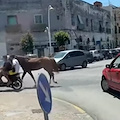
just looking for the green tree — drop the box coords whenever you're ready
[21,32,34,54]
[54,31,70,46]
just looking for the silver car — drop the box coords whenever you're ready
[54,49,88,70]
[0,59,4,68]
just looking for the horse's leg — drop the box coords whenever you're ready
[49,74,52,84]
[49,72,57,84]
[21,71,26,80]
[52,72,58,84]
[28,71,36,86]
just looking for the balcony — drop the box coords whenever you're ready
[5,24,22,33]
[31,24,47,32]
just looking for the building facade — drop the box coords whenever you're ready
[113,7,120,47]
[0,0,113,56]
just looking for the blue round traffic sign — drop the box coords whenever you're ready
[37,73,52,114]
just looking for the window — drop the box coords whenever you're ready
[69,51,84,57]
[86,18,88,26]
[115,26,117,34]
[119,27,120,33]
[114,14,116,21]
[34,14,43,24]
[57,15,60,20]
[7,15,17,25]
[77,51,84,56]
[99,21,102,32]
[106,22,108,26]
[77,15,83,24]
[69,52,75,57]
[92,37,95,45]
[112,56,120,68]
[91,19,93,31]
[71,14,75,26]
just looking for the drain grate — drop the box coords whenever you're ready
[31,109,43,114]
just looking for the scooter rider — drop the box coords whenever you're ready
[9,55,21,75]
[1,55,13,86]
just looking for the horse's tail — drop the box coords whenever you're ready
[51,58,59,72]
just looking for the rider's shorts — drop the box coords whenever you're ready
[8,70,17,75]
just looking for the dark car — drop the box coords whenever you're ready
[101,49,112,59]
[110,49,119,58]
[101,53,120,92]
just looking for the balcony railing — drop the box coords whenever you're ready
[5,24,22,33]
[31,23,47,32]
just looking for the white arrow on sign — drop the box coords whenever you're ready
[39,81,51,103]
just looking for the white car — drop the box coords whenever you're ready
[0,59,4,67]
[90,50,104,61]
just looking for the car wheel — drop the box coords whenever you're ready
[101,76,109,92]
[82,61,87,68]
[60,64,66,71]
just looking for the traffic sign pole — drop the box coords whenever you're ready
[44,112,49,120]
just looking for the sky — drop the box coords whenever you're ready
[83,0,119,7]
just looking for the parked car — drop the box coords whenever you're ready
[0,59,4,68]
[101,49,112,59]
[54,49,88,71]
[101,53,120,92]
[85,51,94,63]
[110,49,119,57]
[90,50,104,61]
[26,54,38,58]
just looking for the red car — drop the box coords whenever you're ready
[101,53,120,92]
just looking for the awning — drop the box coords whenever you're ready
[77,15,84,24]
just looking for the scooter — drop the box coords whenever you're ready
[0,73,22,91]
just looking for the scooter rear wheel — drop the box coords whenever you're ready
[12,79,22,91]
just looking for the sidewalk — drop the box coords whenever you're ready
[0,91,94,120]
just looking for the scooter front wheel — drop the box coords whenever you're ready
[12,79,22,91]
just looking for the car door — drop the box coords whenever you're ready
[69,51,78,66]
[77,51,85,65]
[64,52,75,67]
[110,56,120,87]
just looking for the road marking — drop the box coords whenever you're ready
[53,97,85,114]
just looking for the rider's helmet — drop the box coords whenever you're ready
[2,55,8,61]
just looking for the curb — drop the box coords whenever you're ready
[53,97,85,114]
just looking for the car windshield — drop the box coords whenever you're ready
[54,52,67,58]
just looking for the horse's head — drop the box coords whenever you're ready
[50,58,59,72]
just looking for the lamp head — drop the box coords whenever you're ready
[49,5,54,10]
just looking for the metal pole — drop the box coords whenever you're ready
[48,5,52,56]
[44,112,49,120]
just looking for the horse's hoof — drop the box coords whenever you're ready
[54,81,58,84]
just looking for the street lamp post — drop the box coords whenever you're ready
[48,5,53,56]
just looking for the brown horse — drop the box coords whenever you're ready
[15,56,59,85]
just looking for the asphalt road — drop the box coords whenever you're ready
[1,58,120,120]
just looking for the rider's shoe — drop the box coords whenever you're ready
[0,80,3,85]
